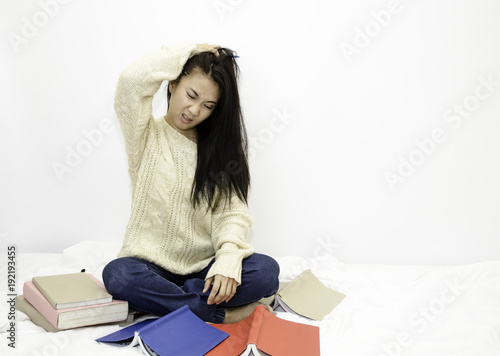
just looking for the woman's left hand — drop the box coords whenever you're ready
[203,274,238,305]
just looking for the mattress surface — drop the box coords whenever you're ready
[1,241,499,355]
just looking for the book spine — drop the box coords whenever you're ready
[247,305,264,344]
[23,281,60,328]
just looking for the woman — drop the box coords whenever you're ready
[102,43,279,324]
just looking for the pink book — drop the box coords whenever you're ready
[23,275,128,330]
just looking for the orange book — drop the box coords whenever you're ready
[207,305,320,356]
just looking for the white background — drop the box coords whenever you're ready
[1,0,499,265]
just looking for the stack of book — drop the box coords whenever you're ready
[16,272,129,332]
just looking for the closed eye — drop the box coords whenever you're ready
[187,90,216,110]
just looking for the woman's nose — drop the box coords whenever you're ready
[188,103,200,117]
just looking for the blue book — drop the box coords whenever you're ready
[96,305,229,356]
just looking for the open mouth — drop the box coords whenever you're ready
[181,114,193,124]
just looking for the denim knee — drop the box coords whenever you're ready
[262,255,280,296]
[249,254,280,297]
[102,258,130,298]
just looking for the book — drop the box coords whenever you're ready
[32,272,112,309]
[23,277,129,330]
[207,305,320,356]
[96,305,229,356]
[273,269,346,321]
[16,295,136,332]
[16,295,59,332]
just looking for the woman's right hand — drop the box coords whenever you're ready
[196,43,221,56]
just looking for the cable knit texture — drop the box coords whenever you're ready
[114,43,254,284]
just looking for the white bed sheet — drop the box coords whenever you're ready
[1,241,499,356]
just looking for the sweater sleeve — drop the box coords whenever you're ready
[114,43,198,181]
[206,195,255,285]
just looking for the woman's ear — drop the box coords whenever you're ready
[168,80,177,95]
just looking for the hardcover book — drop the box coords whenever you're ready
[273,269,346,320]
[23,275,128,330]
[16,295,135,332]
[208,305,320,356]
[16,295,59,332]
[96,305,229,356]
[32,272,112,309]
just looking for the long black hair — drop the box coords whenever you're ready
[167,48,250,209]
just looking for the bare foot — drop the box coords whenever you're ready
[223,302,273,324]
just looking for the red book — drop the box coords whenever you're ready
[207,305,320,356]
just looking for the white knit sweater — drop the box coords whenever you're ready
[114,43,254,284]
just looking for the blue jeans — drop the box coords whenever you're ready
[102,253,280,323]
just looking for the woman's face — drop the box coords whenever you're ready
[165,67,220,141]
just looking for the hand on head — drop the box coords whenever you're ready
[196,43,221,57]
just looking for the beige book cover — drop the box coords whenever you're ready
[277,269,346,321]
[32,272,112,309]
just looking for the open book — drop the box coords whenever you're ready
[207,305,320,356]
[96,305,229,355]
[273,269,346,320]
